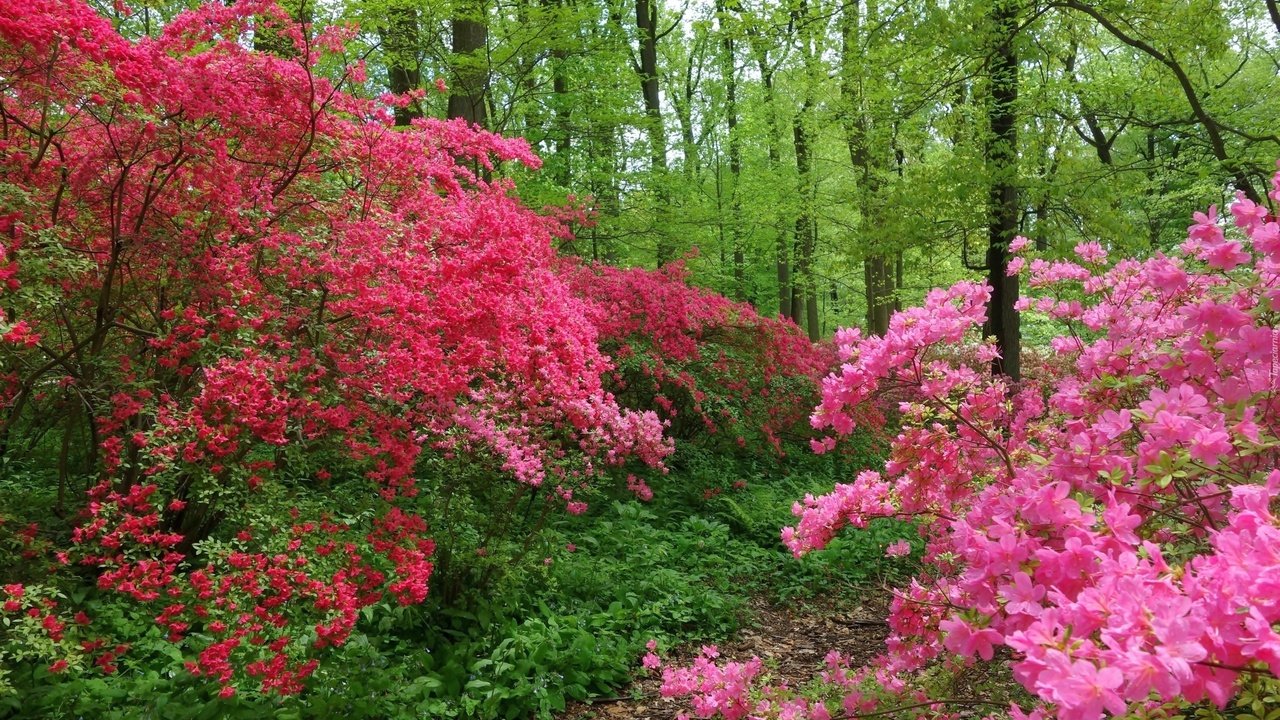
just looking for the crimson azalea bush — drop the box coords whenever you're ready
[562,259,833,458]
[0,0,668,699]
[654,173,1280,719]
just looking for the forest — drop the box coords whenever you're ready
[0,0,1278,719]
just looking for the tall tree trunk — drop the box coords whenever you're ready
[984,0,1021,380]
[383,1,422,127]
[635,0,666,172]
[589,119,621,262]
[793,0,819,340]
[788,0,819,335]
[549,0,571,186]
[448,1,489,128]
[777,233,792,321]
[894,252,903,312]
[717,0,745,301]
[793,105,814,340]
[508,1,544,138]
[865,256,893,334]
[674,34,703,179]
[552,64,571,184]
[634,0,672,264]
[1031,126,1063,251]
[1143,130,1177,248]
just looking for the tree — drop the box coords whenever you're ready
[840,0,897,336]
[716,0,746,300]
[382,0,424,126]
[328,0,1279,343]
[448,0,489,126]
[983,0,1022,380]
[1058,0,1268,204]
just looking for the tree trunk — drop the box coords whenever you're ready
[634,0,672,264]
[788,0,820,338]
[894,251,903,312]
[383,1,422,127]
[549,0,571,186]
[841,0,894,336]
[675,40,701,178]
[635,0,666,172]
[984,0,1021,381]
[793,105,819,341]
[448,1,488,128]
[777,239,792,321]
[865,255,893,335]
[717,0,744,301]
[588,117,621,262]
[750,44,789,319]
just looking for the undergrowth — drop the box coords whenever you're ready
[3,433,914,720]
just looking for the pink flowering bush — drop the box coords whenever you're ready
[657,170,1280,718]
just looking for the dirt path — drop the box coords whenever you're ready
[562,590,892,720]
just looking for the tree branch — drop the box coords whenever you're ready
[1054,0,1261,201]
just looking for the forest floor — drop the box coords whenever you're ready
[561,590,893,720]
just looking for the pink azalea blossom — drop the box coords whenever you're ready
[885,539,911,557]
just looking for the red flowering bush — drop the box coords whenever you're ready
[656,172,1280,718]
[0,0,666,698]
[563,260,833,457]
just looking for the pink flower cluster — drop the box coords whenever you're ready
[659,646,766,720]
[0,0,671,502]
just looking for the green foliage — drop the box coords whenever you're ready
[694,444,921,602]
[297,495,776,720]
[3,429,902,720]
[1168,676,1280,720]
[271,600,638,719]
[548,501,763,637]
